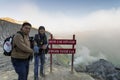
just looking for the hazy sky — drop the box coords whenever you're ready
[0,0,120,35]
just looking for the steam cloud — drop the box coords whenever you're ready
[73,46,107,67]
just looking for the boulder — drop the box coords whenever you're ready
[86,59,120,80]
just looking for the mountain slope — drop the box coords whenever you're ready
[0,18,51,46]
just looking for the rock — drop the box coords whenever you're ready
[74,64,87,72]
[86,59,120,80]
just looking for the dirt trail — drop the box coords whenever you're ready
[0,64,95,80]
[0,48,95,80]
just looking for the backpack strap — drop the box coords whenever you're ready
[17,31,24,38]
[13,31,24,48]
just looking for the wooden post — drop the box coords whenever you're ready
[71,35,75,73]
[50,34,53,73]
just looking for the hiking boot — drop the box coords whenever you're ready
[34,76,39,80]
[40,73,45,77]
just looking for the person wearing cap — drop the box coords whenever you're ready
[33,26,48,80]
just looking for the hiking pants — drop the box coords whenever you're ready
[34,53,45,78]
[11,57,29,80]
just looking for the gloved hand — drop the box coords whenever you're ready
[33,45,39,53]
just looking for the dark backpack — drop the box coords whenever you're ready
[3,31,24,56]
[29,36,34,49]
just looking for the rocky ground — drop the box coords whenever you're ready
[0,47,97,80]
[0,65,96,80]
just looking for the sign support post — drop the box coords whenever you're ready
[71,35,75,73]
[50,34,53,73]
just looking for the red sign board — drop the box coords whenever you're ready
[49,39,76,45]
[49,34,76,73]
[49,48,75,54]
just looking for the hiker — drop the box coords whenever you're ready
[11,22,33,80]
[33,26,48,79]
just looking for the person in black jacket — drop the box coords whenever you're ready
[33,26,48,80]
